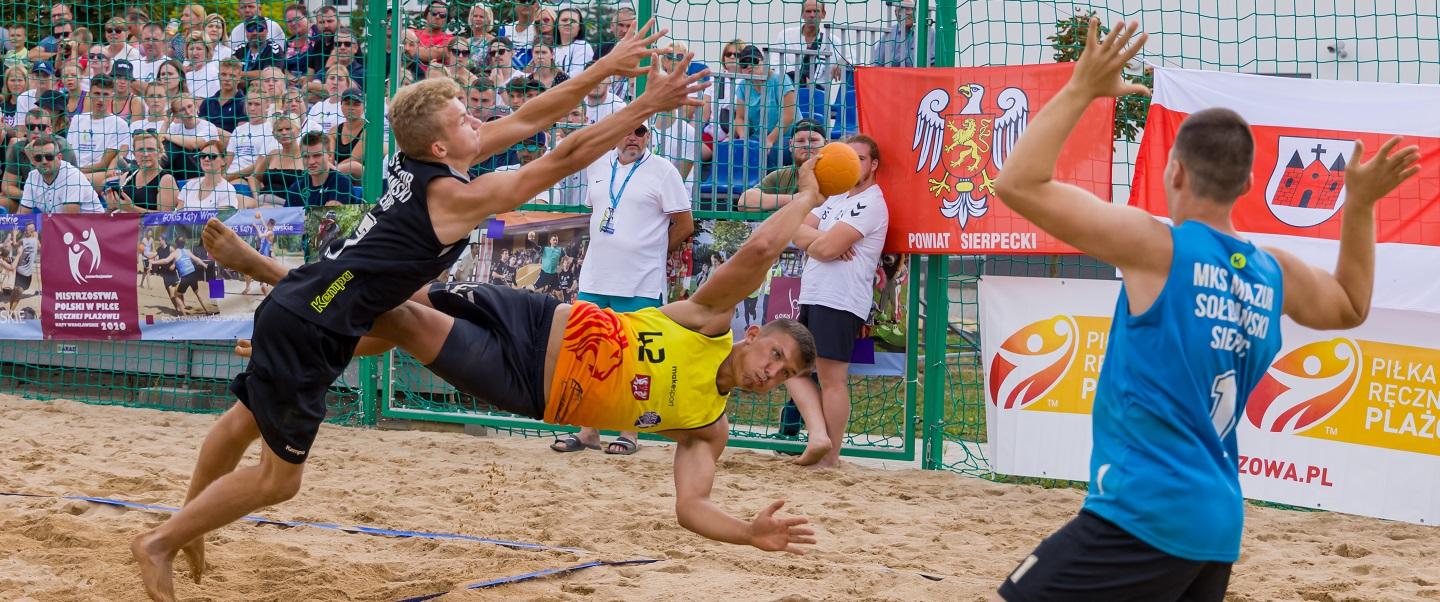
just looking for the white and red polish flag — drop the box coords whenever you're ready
[1132,67,1440,312]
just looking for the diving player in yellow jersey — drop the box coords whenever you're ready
[203,155,836,555]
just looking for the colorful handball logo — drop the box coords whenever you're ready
[1247,338,1360,434]
[988,316,1077,409]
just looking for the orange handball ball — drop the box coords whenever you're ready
[814,142,861,197]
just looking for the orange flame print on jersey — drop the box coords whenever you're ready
[1247,338,1360,434]
[562,303,629,383]
[989,316,1077,409]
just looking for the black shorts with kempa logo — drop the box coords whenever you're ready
[424,282,559,420]
[230,298,359,464]
[998,509,1232,602]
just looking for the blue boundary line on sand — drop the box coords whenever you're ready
[0,492,588,554]
[395,559,662,602]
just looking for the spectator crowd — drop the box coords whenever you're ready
[0,0,925,215]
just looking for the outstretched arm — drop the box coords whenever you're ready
[993,20,1169,278]
[437,54,709,226]
[476,20,667,159]
[672,422,815,554]
[1269,137,1419,330]
[669,157,823,333]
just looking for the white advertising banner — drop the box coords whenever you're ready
[981,275,1440,525]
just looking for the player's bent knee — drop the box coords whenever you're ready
[257,469,303,504]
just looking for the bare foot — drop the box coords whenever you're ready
[131,532,177,602]
[181,537,205,583]
[202,219,278,284]
[792,437,833,466]
[808,457,842,469]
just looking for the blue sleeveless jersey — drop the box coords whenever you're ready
[1083,221,1284,562]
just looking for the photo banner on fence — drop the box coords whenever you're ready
[0,214,42,339]
[980,275,1440,525]
[40,213,140,340]
[3,207,907,367]
[137,208,305,340]
[1132,67,1440,312]
[856,63,1114,255]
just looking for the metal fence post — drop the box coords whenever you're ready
[919,0,958,470]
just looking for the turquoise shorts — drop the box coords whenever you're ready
[576,292,663,313]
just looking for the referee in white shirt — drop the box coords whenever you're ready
[549,122,695,456]
[784,135,888,468]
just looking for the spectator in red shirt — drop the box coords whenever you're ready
[414,1,454,65]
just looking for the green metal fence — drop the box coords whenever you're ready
[4,0,1438,480]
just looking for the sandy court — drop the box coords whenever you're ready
[1,395,1436,602]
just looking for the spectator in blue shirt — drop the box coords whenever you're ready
[199,59,246,133]
[874,2,936,67]
[287,130,359,206]
[733,45,797,149]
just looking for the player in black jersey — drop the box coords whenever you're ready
[132,22,711,602]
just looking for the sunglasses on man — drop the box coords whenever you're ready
[30,152,57,162]
[26,123,50,132]
[107,27,126,34]
[198,153,221,161]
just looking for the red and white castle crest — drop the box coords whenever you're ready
[1264,136,1354,228]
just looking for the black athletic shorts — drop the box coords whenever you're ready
[13,272,32,291]
[230,299,359,464]
[797,304,864,362]
[160,269,179,289]
[177,270,203,295]
[535,270,559,290]
[998,510,1232,602]
[424,282,560,420]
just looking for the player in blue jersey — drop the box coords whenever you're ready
[990,20,1421,601]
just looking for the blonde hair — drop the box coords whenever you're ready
[1,65,26,104]
[131,130,163,148]
[204,14,228,33]
[271,111,300,133]
[199,138,226,155]
[168,94,200,114]
[387,77,464,157]
[469,4,494,27]
[184,5,207,21]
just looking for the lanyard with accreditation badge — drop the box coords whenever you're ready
[599,152,648,235]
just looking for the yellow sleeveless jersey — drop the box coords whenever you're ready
[545,302,732,432]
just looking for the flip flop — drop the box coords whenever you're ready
[604,436,640,456]
[550,435,600,453]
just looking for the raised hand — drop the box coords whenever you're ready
[1068,19,1150,100]
[1344,137,1422,208]
[633,51,710,114]
[748,500,816,555]
[794,155,822,203]
[596,18,668,78]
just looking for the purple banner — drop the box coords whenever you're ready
[41,214,140,340]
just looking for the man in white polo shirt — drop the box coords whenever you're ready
[550,122,695,457]
[18,136,105,214]
[66,74,131,186]
[785,134,888,468]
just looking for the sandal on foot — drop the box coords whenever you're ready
[550,435,600,453]
[604,436,640,455]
